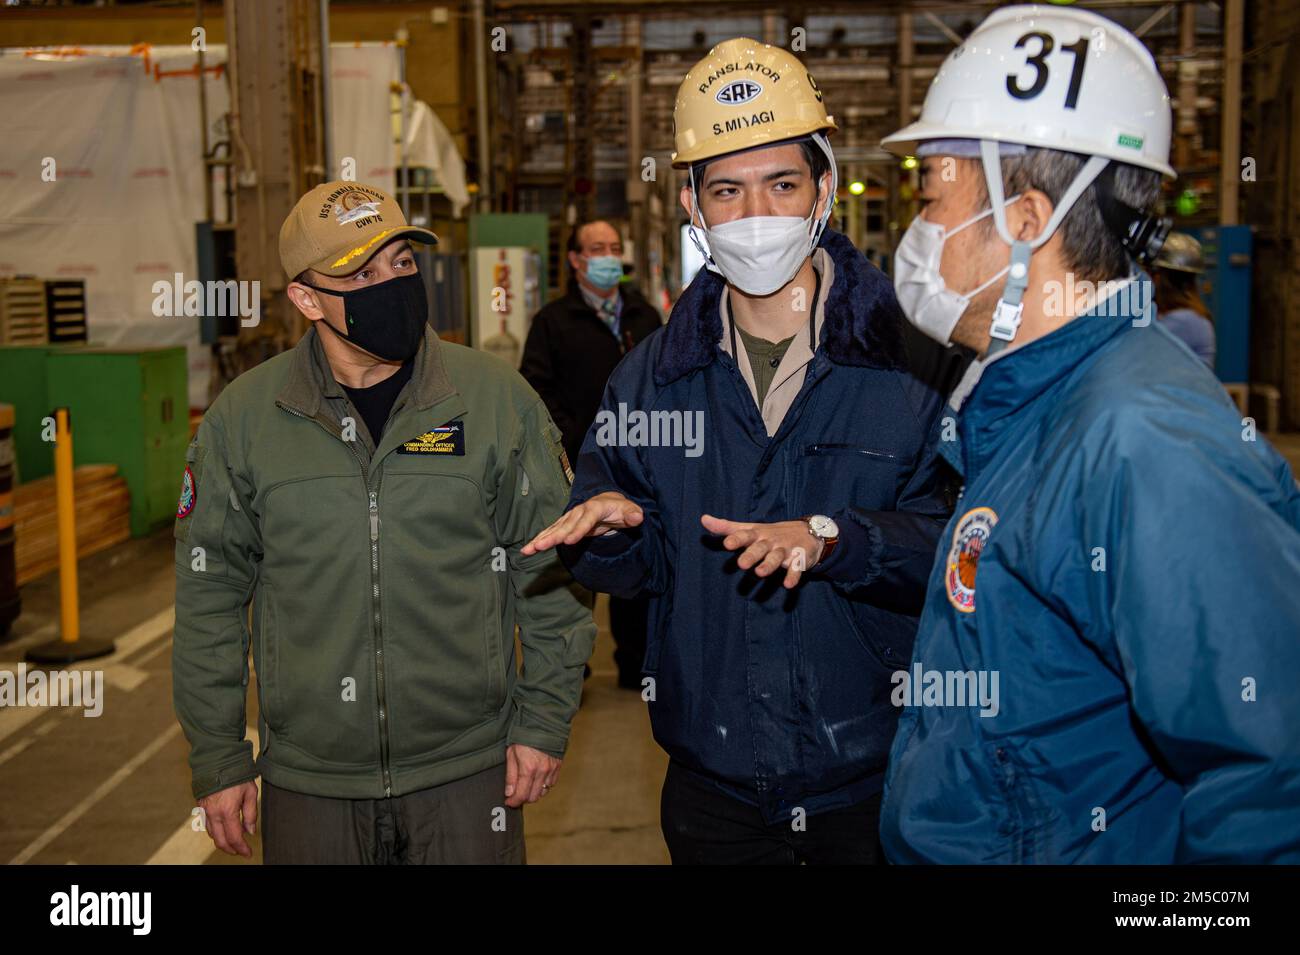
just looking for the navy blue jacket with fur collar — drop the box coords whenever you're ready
[559,228,964,823]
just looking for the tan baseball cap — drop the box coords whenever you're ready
[279,181,438,280]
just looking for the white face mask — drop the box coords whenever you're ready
[687,134,837,297]
[699,210,816,296]
[893,196,1021,346]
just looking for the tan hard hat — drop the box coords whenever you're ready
[1153,231,1204,274]
[279,181,437,280]
[671,37,836,168]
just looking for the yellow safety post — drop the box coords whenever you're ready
[55,407,78,644]
[26,406,114,664]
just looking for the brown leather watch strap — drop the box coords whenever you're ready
[801,514,839,567]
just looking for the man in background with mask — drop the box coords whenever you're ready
[172,181,595,864]
[523,39,961,864]
[521,220,662,689]
[879,5,1300,862]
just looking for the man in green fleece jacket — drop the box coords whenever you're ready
[172,181,595,864]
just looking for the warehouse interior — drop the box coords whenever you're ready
[0,0,1298,867]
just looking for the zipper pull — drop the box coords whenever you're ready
[369,490,379,541]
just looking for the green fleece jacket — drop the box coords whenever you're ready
[172,324,595,800]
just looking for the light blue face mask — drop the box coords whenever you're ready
[583,255,623,290]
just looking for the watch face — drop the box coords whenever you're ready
[810,515,839,539]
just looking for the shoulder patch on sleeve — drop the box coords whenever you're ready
[174,443,206,541]
[177,466,196,518]
[543,420,573,486]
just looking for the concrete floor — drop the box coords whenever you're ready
[4,432,1299,866]
[0,530,669,865]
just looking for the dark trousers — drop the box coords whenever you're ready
[660,760,884,865]
[261,763,525,865]
[609,593,650,685]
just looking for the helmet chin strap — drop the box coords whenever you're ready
[685,165,721,276]
[978,139,1111,357]
[808,132,838,249]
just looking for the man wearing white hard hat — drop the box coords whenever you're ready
[525,38,961,863]
[877,5,1300,862]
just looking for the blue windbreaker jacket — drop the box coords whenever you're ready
[880,277,1300,863]
[560,229,964,823]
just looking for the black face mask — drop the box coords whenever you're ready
[308,272,429,362]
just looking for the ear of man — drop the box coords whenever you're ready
[287,269,326,321]
[814,169,832,221]
[568,223,590,274]
[1009,189,1053,245]
[678,184,703,229]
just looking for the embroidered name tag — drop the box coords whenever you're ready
[397,421,465,455]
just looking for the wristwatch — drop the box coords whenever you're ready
[801,514,840,567]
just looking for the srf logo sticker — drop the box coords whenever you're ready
[716,79,762,105]
[946,507,997,613]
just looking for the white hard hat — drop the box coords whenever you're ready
[882,3,1175,178]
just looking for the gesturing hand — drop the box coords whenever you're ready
[701,514,823,589]
[522,491,644,555]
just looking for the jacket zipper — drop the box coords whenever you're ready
[369,486,392,796]
[277,399,394,797]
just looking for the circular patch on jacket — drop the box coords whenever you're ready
[177,465,196,518]
[946,506,997,613]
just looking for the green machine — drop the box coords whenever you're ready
[43,347,190,538]
[0,345,57,483]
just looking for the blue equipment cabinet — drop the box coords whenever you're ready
[1189,225,1252,382]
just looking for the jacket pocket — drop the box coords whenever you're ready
[831,591,906,674]
[804,443,900,461]
[485,569,507,713]
[642,585,672,675]
[985,740,1051,863]
[643,630,663,675]
[799,444,904,513]
[175,442,230,553]
[255,583,282,733]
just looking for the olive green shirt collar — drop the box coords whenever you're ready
[277,322,457,419]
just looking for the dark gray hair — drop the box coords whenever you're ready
[975,149,1162,283]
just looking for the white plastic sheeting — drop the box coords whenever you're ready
[328,43,400,189]
[404,99,470,218]
[0,46,225,408]
[0,43,461,410]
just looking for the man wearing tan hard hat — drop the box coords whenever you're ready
[524,39,960,863]
[172,180,595,864]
